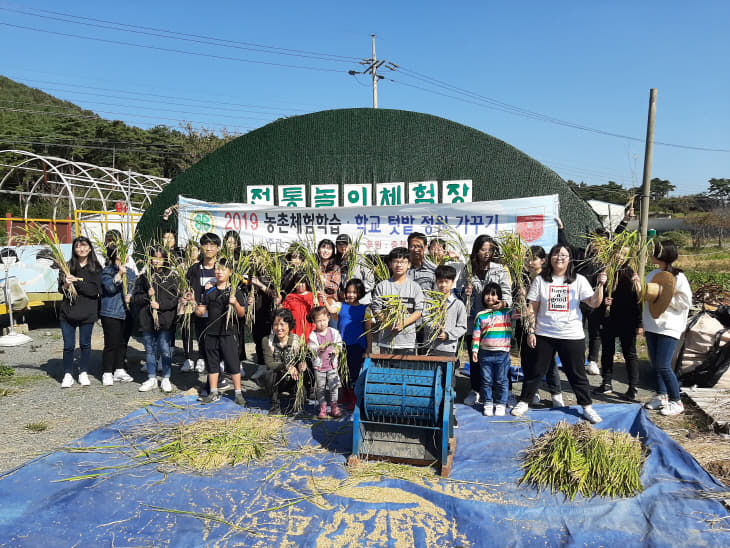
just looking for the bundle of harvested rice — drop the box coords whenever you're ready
[520,420,646,499]
[422,289,449,346]
[497,231,532,325]
[21,223,77,299]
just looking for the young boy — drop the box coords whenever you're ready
[194,258,247,405]
[369,247,424,355]
[186,232,220,373]
[425,265,468,357]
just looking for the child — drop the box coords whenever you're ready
[282,275,314,340]
[307,307,343,419]
[323,278,370,409]
[186,232,220,374]
[194,258,247,405]
[471,283,513,417]
[369,247,424,355]
[262,309,307,414]
[425,265,468,358]
[134,246,179,392]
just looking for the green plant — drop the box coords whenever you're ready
[0,364,14,378]
[685,271,730,292]
[660,230,692,248]
[25,421,49,433]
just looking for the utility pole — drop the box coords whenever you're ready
[348,35,398,108]
[638,88,657,278]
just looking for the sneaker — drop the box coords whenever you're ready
[102,372,114,386]
[464,390,481,406]
[592,384,614,395]
[181,359,193,372]
[160,378,173,393]
[582,405,602,424]
[139,378,157,392]
[660,400,684,416]
[494,404,506,417]
[218,377,232,391]
[482,403,494,417]
[645,394,668,410]
[511,401,529,417]
[113,369,133,383]
[250,364,267,380]
[234,392,246,406]
[61,373,75,388]
[78,372,91,386]
[551,393,565,407]
[531,393,541,405]
[199,391,221,404]
[622,387,639,402]
[586,361,600,375]
[195,359,206,373]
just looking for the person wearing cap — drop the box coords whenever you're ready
[637,240,692,416]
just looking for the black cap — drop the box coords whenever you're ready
[336,234,351,244]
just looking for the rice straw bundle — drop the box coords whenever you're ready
[364,253,391,284]
[219,245,251,328]
[422,289,449,346]
[434,222,473,309]
[344,232,365,283]
[520,420,645,500]
[282,334,311,414]
[319,340,349,387]
[498,231,532,324]
[142,247,161,330]
[371,294,408,335]
[107,233,133,306]
[167,244,196,335]
[586,229,646,317]
[21,223,77,299]
[296,235,325,304]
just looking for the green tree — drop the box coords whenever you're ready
[708,178,730,206]
[649,178,675,201]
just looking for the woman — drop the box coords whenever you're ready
[59,236,102,388]
[262,309,306,415]
[512,245,607,423]
[134,246,180,392]
[639,240,692,416]
[223,230,248,364]
[100,245,136,386]
[317,239,341,305]
[457,235,512,406]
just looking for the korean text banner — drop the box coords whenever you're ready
[177,194,560,252]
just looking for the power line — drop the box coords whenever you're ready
[0,139,190,156]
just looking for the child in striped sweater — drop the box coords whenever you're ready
[471,282,513,417]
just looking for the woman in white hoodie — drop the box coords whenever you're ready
[638,240,692,416]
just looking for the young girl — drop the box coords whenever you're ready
[282,275,314,339]
[134,246,180,393]
[317,239,341,305]
[100,244,136,386]
[323,278,370,409]
[262,309,306,414]
[307,307,343,419]
[471,283,513,416]
[59,236,102,388]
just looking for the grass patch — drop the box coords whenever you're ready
[25,421,49,433]
[0,375,53,388]
[520,420,646,500]
[0,364,14,378]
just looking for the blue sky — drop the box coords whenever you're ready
[1,0,728,197]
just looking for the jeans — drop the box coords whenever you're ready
[142,330,173,379]
[479,350,510,405]
[645,331,681,401]
[60,319,94,375]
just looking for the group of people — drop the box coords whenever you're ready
[55,212,692,422]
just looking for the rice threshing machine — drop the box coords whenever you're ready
[349,354,456,476]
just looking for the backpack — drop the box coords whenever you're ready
[673,311,730,387]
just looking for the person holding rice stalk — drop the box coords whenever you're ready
[133,246,179,393]
[638,240,692,416]
[307,306,344,419]
[457,235,512,407]
[262,308,307,415]
[59,236,102,388]
[512,244,607,424]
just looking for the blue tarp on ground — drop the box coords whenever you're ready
[0,399,728,547]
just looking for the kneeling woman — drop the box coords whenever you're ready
[512,244,607,423]
[262,309,306,414]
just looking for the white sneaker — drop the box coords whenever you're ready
[139,378,157,392]
[582,405,602,424]
[464,390,481,406]
[660,400,684,416]
[250,364,267,380]
[532,393,541,405]
[586,361,600,375]
[645,395,668,410]
[181,359,193,372]
[551,393,565,407]
[494,404,506,417]
[160,378,173,393]
[61,373,75,388]
[102,372,114,386]
[511,401,529,417]
[78,372,91,386]
[113,369,133,382]
[195,359,206,373]
[482,403,494,416]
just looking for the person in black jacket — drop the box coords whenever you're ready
[186,233,220,374]
[134,246,180,393]
[59,236,102,389]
